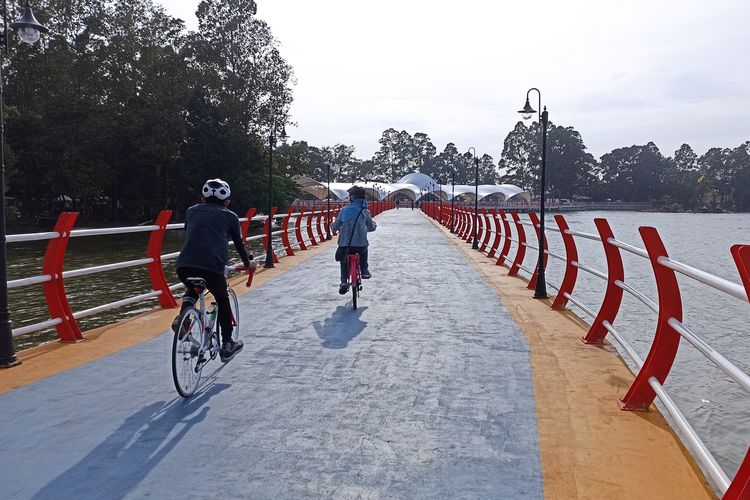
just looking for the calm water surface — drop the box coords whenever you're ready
[6,211,750,481]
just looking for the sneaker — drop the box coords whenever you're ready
[361,272,372,279]
[339,283,350,295]
[220,339,244,363]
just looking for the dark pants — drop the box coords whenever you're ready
[177,267,233,343]
[340,246,369,283]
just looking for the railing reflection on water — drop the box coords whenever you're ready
[423,202,750,500]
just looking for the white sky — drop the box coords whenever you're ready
[158,0,749,160]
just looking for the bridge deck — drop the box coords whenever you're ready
[2,209,544,499]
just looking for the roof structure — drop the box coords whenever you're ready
[295,173,530,203]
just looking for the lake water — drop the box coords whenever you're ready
[5,211,750,481]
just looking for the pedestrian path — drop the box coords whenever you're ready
[1,209,543,499]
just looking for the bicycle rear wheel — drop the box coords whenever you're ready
[349,257,359,310]
[172,308,204,398]
[229,288,240,342]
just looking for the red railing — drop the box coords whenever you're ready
[421,201,750,499]
[6,201,394,344]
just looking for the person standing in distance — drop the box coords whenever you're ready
[174,179,257,362]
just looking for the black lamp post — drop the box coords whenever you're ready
[264,123,287,269]
[450,171,455,233]
[469,147,479,249]
[437,178,442,223]
[325,163,331,240]
[0,2,48,368]
[519,87,548,299]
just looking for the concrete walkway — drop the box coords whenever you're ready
[1,209,543,499]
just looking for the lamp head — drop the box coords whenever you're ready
[11,5,49,45]
[279,125,288,142]
[518,98,536,120]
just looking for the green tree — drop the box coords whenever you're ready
[599,142,669,202]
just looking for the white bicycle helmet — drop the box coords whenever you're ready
[202,178,231,201]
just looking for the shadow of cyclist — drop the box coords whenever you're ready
[32,382,230,500]
[312,305,368,349]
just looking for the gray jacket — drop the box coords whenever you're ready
[332,208,377,247]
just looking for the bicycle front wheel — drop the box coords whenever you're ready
[172,308,204,398]
[229,288,240,342]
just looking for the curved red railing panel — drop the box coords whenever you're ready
[281,207,295,256]
[723,245,750,499]
[332,208,341,235]
[527,212,549,291]
[480,209,492,253]
[730,244,750,296]
[262,207,280,263]
[620,226,683,411]
[306,208,318,246]
[582,218,625,344]
[551,214,579,310]
[294,207,308,251]
[315,210,326,242]
[496,210,512,267]
[725,446,750,500]
[241,208,257,241]
[465,209,475,243]
[42,212,82,342]
[146,210,178,308]
[508,211,527,277]
[488,209,502,258]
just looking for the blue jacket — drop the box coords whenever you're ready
[332,200,376,247]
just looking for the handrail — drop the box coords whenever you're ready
[6,203,395,342]
[658,256,748,302]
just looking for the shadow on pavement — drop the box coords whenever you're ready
[32,382,230,500]
[313,305,368,349]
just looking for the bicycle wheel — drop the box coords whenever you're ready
[229,288,240,342]
[172,308,204,398]
[350,257,359,310]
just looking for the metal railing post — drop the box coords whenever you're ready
[146,210,178,308]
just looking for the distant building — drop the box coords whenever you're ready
[295,172,530,203]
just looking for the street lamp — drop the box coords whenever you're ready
[469,147,479,249]
[325,163,331,240]
[264,123,287,269]
[518,87,548,299]
[0,3,49,368]
[438,177,443,224]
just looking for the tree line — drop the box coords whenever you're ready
[283,125,750,212]
[4,0,749,226]
[5,0,295,224]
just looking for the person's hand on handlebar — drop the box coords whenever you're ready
[235,261,257,287]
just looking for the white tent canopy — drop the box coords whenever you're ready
[295,173,530,203]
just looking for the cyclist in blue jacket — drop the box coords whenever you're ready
[332,186,377,295]
[174,179,256,362]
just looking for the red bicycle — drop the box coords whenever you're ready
[347,252,363,310]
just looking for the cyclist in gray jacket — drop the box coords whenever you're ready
[174,179,256,362]
[332,186,377,295]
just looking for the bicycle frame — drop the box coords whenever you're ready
[348,253,361,286]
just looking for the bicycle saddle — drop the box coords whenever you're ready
[186,277,207,292]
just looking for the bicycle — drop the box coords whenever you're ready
[347,251,363,310]
[172,263,254,398]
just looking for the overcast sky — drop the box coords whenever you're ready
[158,0,749,161]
